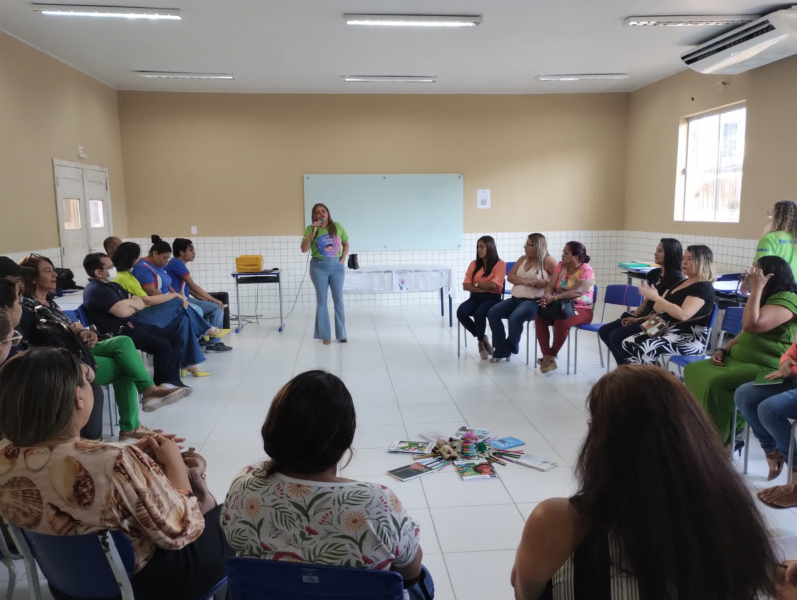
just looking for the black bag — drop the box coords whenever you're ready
[55,267,83,290]
[347,254,359,270]
[28,319,96,370]
[538,299,576,320]
[208,291,231,329]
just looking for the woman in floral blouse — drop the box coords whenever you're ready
[221,370,435,599]
[0,348,231,599]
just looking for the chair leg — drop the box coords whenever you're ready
[788,420,797,485]
[567,335,571,375]
[457,322,460,357]
[742,424,750,474]
[730,409,737,459]
[105,385,114,437]
[526,322,529,366]
[596,336,604,368]
[574,330,578,374]
[2,557,16,600]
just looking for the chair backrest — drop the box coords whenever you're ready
[63,309,79,323]
[708,303,720,330]
[76,304,92,328]
[227,557,405,600]
[19,527,135,598]
[503,261,516,295]
[720,306,744,336]
[718,273,743,282]
[602,284,642,308]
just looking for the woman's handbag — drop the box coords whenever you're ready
[181,448,217,515]
[640,314,669,338]
[347,254,359,270]
[538,299,576,320]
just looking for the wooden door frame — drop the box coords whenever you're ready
[52,159,114,256]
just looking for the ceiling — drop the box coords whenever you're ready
[0,0,785,94]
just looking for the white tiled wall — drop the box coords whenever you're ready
[4,233,758,318]
[4,248,63,268]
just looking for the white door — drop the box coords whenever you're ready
[53,161,113,286]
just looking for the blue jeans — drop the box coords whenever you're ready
[457,293,501,342]
[189,298,224,343]
[136,298,208,367]
[309,257,346,341]
[598,315,644,366]
[487,297,539,358]
[405,565,434,599]
[735,379,797,466]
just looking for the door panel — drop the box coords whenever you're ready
[83,169,111,253]
[54,165,89,285]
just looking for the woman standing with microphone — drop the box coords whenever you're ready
[301,203,349,345]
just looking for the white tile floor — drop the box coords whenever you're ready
[6,304,797,599]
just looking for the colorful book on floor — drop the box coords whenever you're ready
[754,374,784,386]
[387,462,434,482]
[510,454,557,472]
[388,440,434,454]
[453,426,490,441]
[488,437,525,450]
[454,459,498,481]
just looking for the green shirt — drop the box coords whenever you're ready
[303,223,349,259]
[114,271,147,297]
[731,291,797,368]
[754,231,797,279]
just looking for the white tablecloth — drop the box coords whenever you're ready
[344,264,457,299]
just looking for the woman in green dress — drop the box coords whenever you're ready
[684,256,797,446]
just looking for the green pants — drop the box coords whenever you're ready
[91,336,154,432]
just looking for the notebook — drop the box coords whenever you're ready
[488,437,525,451]
[754,374,784,386]
[387,463,434,482]
[388,440,434,454]
[454,459,498,481]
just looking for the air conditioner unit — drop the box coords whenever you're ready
[681,8,797,74]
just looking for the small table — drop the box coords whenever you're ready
[619,265,655,285]
[232,270,284,333]
[344,265,457,326]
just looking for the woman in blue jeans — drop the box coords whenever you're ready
[301,203,349,344]
[735,339,797,508]
[487,233,557,362]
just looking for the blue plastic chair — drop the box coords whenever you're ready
[573,284,642,374]
[76,304,92,328]
[502,261,516,296]
[8,524,227,600]
[63,309,79,323]
[0,518,36,600]
[226,557,405,600]
[669,306,743,375]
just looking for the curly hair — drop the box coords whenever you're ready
[770,200,797,239]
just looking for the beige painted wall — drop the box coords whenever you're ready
[0,32,127,254]
[118,92,628,237]
[625,55,797,239]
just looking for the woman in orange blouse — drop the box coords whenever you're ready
[458,236,507,359]
[0,347,232,600]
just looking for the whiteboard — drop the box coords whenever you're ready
[303,174,464,251]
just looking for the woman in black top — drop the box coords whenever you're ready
[618,245,716,365]
[599,238,683,365]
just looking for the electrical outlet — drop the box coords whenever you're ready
[191,226,197,234]
[78,146,86,159]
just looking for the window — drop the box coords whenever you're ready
[63,198,81,230]
[674,104,746,223]
[89,200,105,228]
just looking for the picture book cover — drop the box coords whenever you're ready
[488,437,525,450]
[389,440,434,454]
[754,374,784,386]
[512,454,557,472]
[387,463,434,482]
[454,459,498,481]
[453,426,490,441]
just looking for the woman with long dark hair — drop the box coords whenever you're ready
[600,238,683,365]
[301,203,349,344]
[535,241,595,373]
[511,365,777,600]
[457,236,506,359]
[686,255,797,449]
[221,371,434,598]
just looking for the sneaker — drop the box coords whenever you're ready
[119,425,163,440]
[142,388,187,412]
[182,369,210,378]
[205,342,233,352]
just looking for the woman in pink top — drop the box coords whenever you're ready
[457,236,507,359]
[735,335,797,508]
[535,241,595,373]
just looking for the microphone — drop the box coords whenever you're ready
[321,217,327,223]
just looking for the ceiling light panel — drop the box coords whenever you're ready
[624,15,759,27]
[135,71,234,79]
[344,14,482,27]
[31,3,181,19]
[343,75,437,83]
[536,74,630,81]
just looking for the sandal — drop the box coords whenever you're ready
[757,481,797,509]
[489,357,509,363]
[482,337,493,356]
[766,450,785,481]
[540,359,558,374]
[478,341,489,360]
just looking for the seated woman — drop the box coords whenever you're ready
[535,241,595,373]
[0,348,232,600]
[166,238,231,352]
[487,233,556,363]
[685,257,797,450]
[511,365,777,600]
[18,255,187,438]
[457,236,506,359]
[617,245,716,365]
[600,238,683,365]
[1,279,105,440]
[221,370,434,599]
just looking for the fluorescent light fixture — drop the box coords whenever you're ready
[344,14,481,27]
[536,74,630,81]
[624,15,759,27]
[31,3,181,19]
[343,75,436,83]
[135,71,234,79]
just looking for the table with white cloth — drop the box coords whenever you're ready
[343,264,457,326]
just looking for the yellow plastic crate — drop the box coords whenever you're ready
[235,255,264,273]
